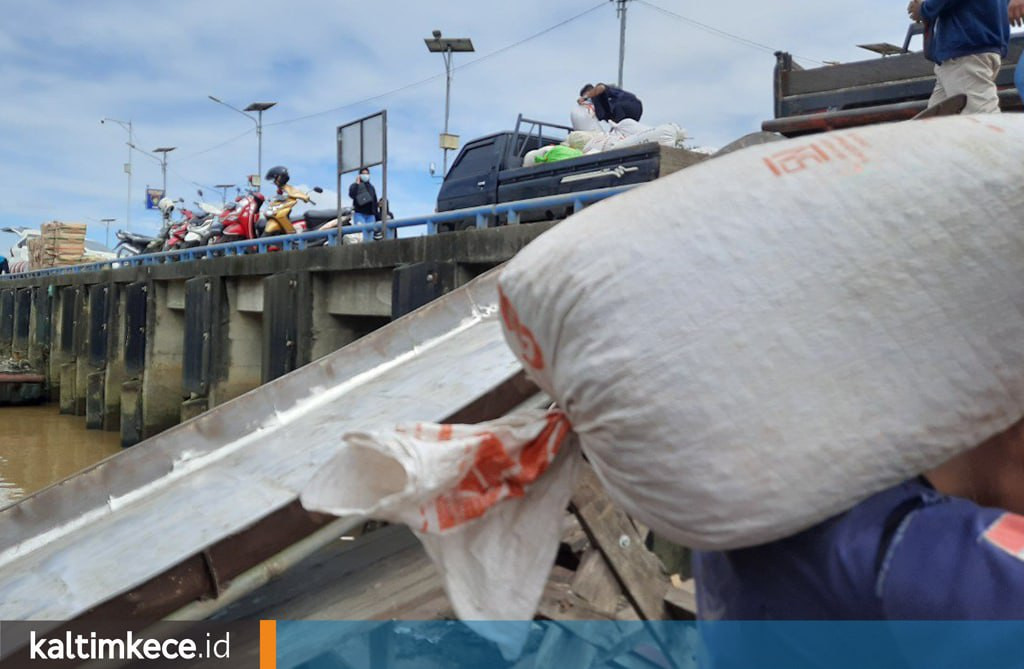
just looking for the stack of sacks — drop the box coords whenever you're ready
[498,115,1024,550]
[39,222,87,267]
[582,119,688,154]
[27,237,49,270]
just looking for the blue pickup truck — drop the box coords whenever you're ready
[435,115,705,226]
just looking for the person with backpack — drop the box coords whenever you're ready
[348,168,379,227]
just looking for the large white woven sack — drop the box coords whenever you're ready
[498,114,1024,550]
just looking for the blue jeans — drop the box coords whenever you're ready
[353,211,376,226]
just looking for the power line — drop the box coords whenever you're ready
[635,0,823,65]
[264,2,607,128]
[180,128,256,160]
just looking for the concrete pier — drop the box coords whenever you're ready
[0,225,550,445]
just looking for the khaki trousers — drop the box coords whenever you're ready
[928,52,1002,114]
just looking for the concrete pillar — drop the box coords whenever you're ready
[12,288,32,359]
[141,280,186,439]
[84,283,111,429]
[209,277,263,407]
[48,286,64,398]
[28,286,52,381]
[324,269,393,318]
[103,283,126,431]
[57,286,83,415]
[261,272,311,383]
[0,288,14,359]
[309,274,371,362]
[73,285,90,416]
[120,281,148,446]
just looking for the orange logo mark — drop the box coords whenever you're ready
[430,412,571,531]
[764,133,871,177]
[498,285,545,371]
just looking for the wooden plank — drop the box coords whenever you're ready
[664,579,698,621]
[561,512,590,554]
[570,464,670,621]
[571,549,624,615]
[537,581,619,622]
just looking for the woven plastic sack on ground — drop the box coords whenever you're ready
[498,114,1024,550]
[301,410,579,621]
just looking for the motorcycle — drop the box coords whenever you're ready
[182,191,225,248]
[262,186,324,238]
[292,206,353,246]
[113,229,160,257]
[207,189,266,245]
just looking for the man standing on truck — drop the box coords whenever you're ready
[578,83,643,123]
[908,0,1010,114]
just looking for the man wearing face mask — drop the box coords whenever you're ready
[349,168,379,228]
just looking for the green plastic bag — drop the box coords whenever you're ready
[534,145,584,164]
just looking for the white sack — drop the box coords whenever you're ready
[498,114,1024,550]
[607,120,688,149]
[565,130,605,151]
[570,103,603,132]
[301,411,579,621]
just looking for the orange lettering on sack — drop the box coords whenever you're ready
[430,413,572,531]
[498,286,545,371]
[764,135,870,177]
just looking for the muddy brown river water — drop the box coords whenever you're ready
[0,404,121,507]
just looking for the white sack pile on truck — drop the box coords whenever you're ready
[303,115,1024,622]
[521,102,690,167]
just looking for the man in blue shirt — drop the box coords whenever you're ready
[0,254,8,275]
[908,0,1010,113]
[693,417,1024,620]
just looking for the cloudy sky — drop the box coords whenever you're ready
[0,0,916,255]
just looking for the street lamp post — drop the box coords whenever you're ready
[153,147,176,194]
[214,184,236,205]
[424,31,475,175]
[208,97,277,192]
[99,218,116,250]
[129,144,176,203]
[101,117,133,232]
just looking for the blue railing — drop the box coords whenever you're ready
[1,185,636,281]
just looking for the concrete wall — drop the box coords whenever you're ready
[1,224,550,446]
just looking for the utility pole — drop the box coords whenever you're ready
[101,117,133,232]
[613,0,631,87]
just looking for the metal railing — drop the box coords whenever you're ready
[1,185,636,281]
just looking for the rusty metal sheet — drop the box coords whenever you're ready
[0,266,523,620]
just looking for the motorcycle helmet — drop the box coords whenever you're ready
[157,197,175,215]
[265,165,290,187]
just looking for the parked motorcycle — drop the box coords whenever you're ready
[182,192,225,248]
[113,230,160,257]
[207,189,266,245]
[292,206,353,246]
[263,186,324,237]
